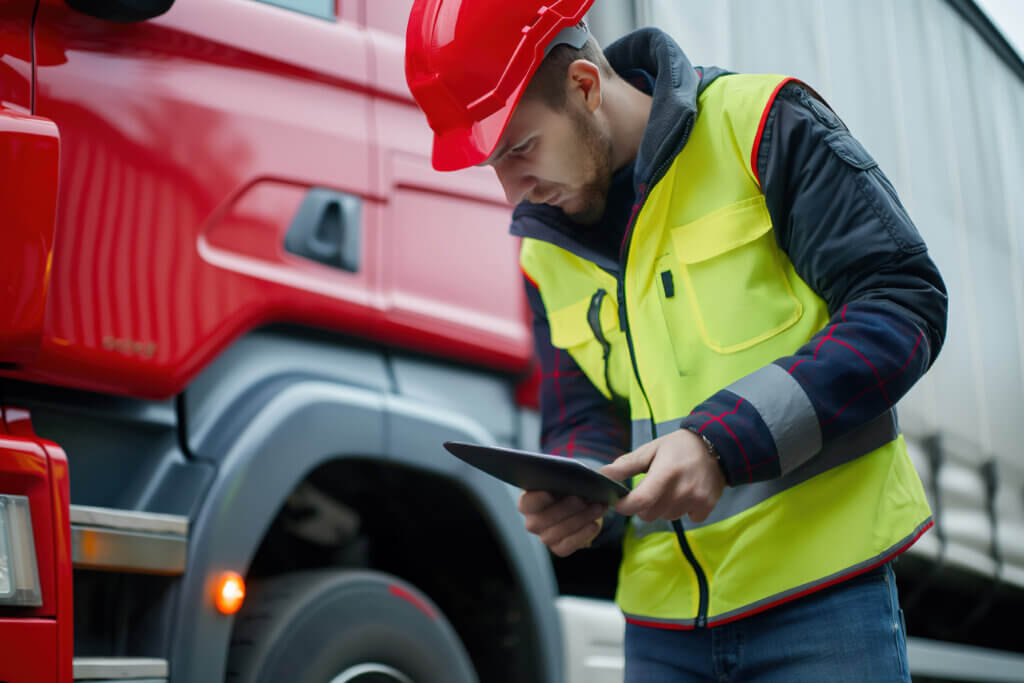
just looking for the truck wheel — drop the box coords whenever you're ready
[225,569,478,683]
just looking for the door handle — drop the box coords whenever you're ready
[284,188,361,273]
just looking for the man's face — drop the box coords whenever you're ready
[484,94,613,225]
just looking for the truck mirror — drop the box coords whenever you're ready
[64,0,175,23]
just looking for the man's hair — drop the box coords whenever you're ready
[524,38,615,109]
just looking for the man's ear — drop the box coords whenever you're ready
[567,59,603,113]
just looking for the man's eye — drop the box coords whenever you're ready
[512,139,534,155]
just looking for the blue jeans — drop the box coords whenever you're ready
[624,563,910,682]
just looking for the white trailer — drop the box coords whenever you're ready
[550,1,1024,681]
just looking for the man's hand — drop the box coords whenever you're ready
[599,429,726,523]
[518,491,607,557]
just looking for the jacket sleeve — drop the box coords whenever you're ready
[525,275,630,545]
[679,82,948,486]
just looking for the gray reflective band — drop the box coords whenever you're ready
[631,419,657,451]
[724,364,822,474]
[706,517,932,625]
[543,20,590,58]
[625,517,930,627]
[632,516,672,539]
[628,409,899,531]
[621,611,696,629]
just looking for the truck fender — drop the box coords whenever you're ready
[170,379,562,683]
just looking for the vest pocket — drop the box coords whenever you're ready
[666,196,802,354]
[548,291,625,399]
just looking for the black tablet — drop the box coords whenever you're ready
[443,441,629,505]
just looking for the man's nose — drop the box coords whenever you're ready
[496,168,536,205]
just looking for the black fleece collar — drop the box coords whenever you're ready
[603,28,701,188]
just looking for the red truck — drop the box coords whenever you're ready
[8,2,1024,682]
[1,1,608,681]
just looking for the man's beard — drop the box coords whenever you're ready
[564,107,614,226]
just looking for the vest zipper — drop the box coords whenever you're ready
[672,519,709,627]
[586,289,614,398]
[615,274,655,440]
[618,113,710,627]
[615,244,709,628]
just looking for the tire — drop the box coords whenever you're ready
[225,569,478,683]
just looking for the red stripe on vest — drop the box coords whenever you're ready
[751,77,800,187]
[521,264,539,289]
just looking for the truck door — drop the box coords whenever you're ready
[365,0,534,371]
[29,0,377,397]
[0,0,60,366]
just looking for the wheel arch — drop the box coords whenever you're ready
[169,343,562,683]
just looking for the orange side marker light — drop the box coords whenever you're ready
[215,571,246,615]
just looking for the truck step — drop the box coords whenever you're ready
[72,657,168,681]
[70,505,188,575]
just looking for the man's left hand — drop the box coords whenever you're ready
[599,429,726,523]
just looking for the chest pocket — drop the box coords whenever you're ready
[659,196,802,357]
[549,289,629,400]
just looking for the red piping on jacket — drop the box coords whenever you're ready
[750,77,799,187]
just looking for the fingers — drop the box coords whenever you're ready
[518,492,607,557]
[618,454,707,521]
[688,500,714,524]
[523,495,603,538]
[615,471,673,520]
[608,442,671,519]
[598,443,656,482]
[549,515,603,557]
[518,490,554,515]
[611,432,725,522]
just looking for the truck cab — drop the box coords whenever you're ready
[1,1,612,681]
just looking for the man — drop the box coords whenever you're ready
[406,1,947,680]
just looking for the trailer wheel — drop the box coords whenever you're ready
[225,569,478,683]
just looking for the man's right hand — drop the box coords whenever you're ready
[518,491,607,557]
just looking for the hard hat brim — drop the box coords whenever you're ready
[430,90,522,172]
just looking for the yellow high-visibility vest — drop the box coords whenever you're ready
[521,73,932,627]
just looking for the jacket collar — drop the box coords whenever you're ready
[604,28,701,186]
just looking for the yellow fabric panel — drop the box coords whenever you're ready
[649,74,784,225]
[697,437,929,619]
[671,196,774,263]
[671,195,803,353]
[605,313,632,401]
[520,238,616,312]
[618,438,931,621]
[626,76,832,421]
[617,527,699,620]
[548,296,597,348]
[521,238,630,400]
[547,294,628,400]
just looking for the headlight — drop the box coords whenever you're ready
[0,495,42,607]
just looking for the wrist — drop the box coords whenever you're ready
[684,426,730,486]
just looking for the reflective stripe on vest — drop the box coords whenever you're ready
[631,408,899,537]
[521,73,932,626]
[623,515,933,630]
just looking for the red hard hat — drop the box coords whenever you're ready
[406,0,595,171]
